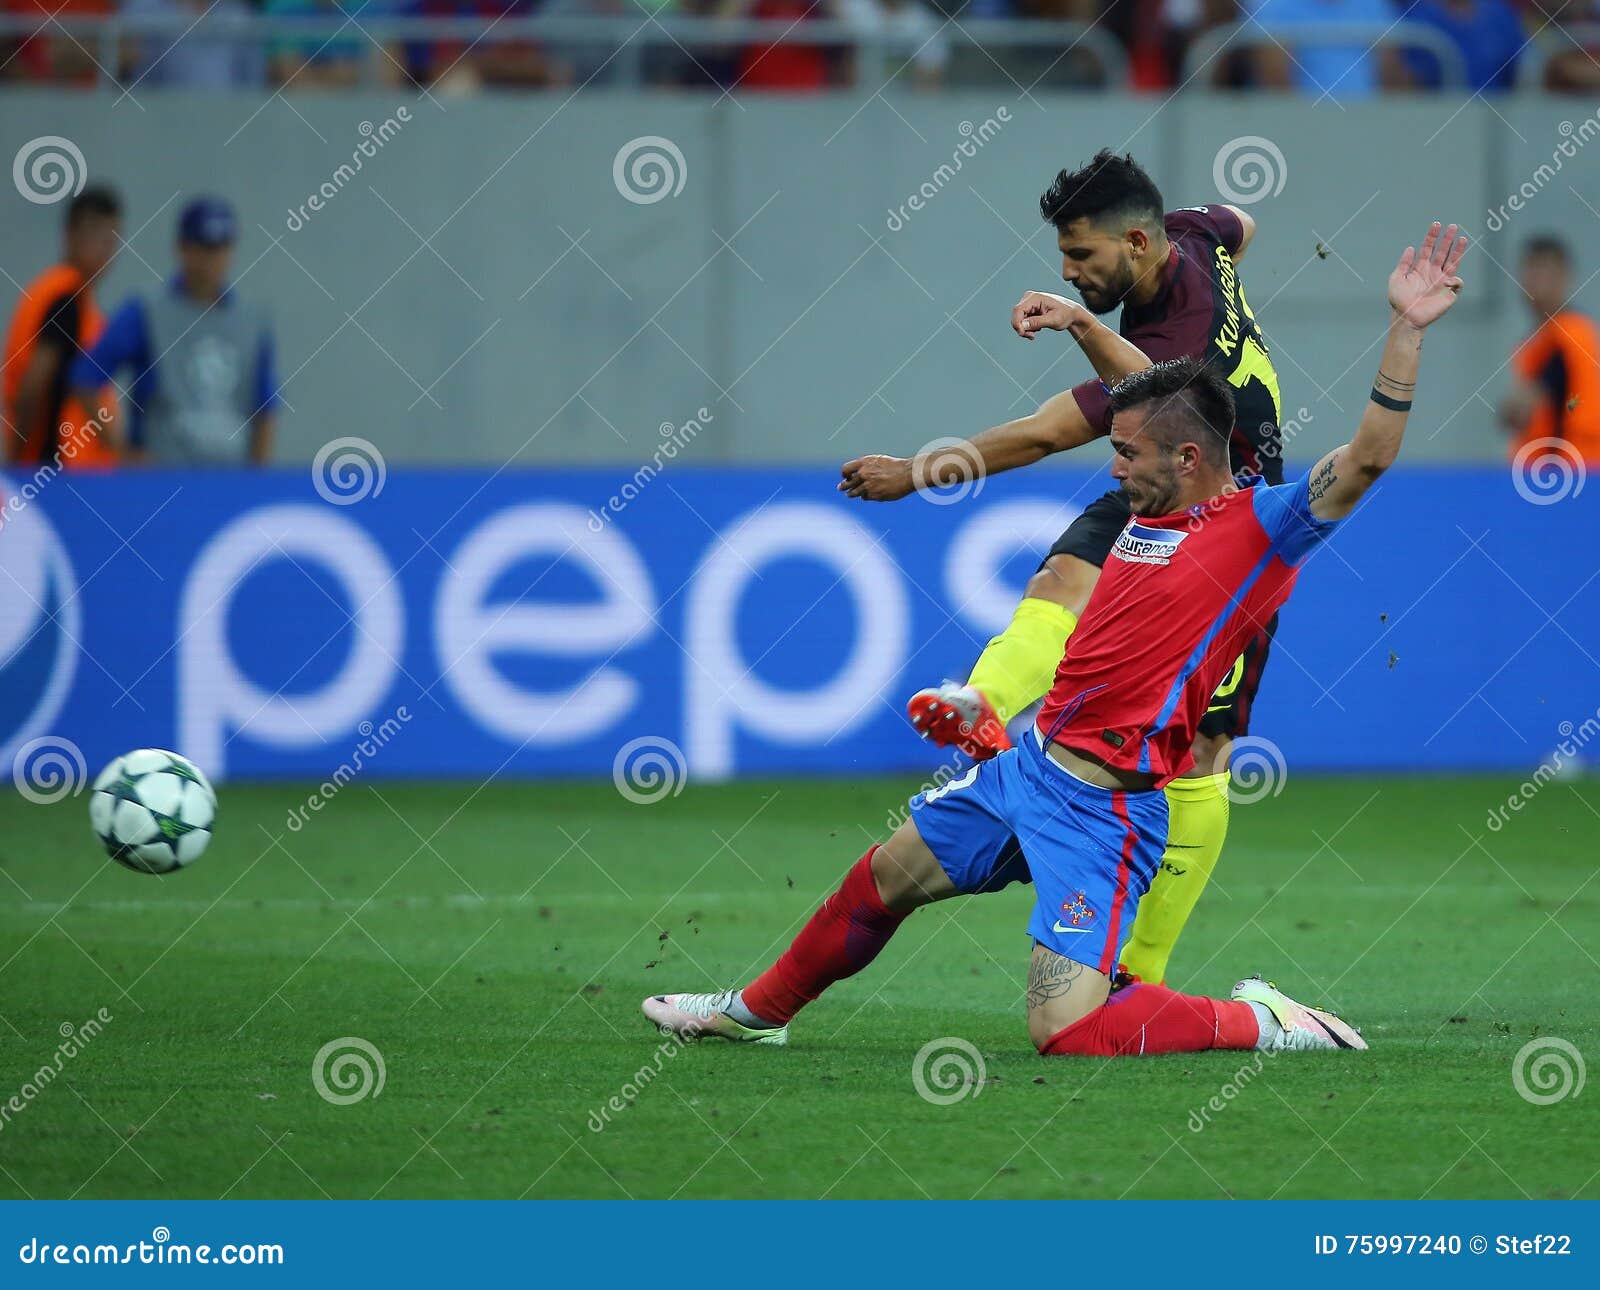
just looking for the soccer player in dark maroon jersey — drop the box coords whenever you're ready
[646,221,1467,1058]
[839,150,1281,989]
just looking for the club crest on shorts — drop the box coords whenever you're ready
[1112,522,1188,567]
[1060,891,1096,927]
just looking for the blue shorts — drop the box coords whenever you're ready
[908,729,1168,973]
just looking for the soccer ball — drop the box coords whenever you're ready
[88,749,216,875]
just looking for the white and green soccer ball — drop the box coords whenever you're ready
[88,749,216,875]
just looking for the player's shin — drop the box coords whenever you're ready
[1038,979,1260,1056]
[1121,772,1230,985]
[966,597,1079,724]
[739,846,913,1027]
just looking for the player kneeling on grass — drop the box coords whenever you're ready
[644,222,1468,1058]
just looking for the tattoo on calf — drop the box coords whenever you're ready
[1027,947,1086,1010]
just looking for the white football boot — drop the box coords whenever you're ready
[641,990,788,1046]
[1231,976,1368,1052]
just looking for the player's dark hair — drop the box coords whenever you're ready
[1108,358,1234,465]
[66,186,121,229]
[1039,150,1164,236]
[1522,234,1570,266]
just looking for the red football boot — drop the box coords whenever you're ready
[906,682,1013,761]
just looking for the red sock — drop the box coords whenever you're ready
[1039,981,1259,1056]
[741,848,910,1026]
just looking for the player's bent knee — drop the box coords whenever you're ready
[871,820,957,913]
[1025,943,1111,1051]
[1027,554,1099,614]
[1029,1011,1067,1054]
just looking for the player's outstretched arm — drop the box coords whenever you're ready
[838,295,1152,501]
[839,387,1098,500]
[1305,221,1469,522]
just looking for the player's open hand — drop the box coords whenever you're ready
[839,454,915,501]
[1012,291,1087,340]
[1388,222,1468,330]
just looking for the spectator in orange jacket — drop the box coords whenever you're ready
[1500,235,1600,463]
[2,186,122,469]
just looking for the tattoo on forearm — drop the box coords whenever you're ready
[1375,369,1415,393]
[1306,454,1339,503]
[1027,947,1086,1010]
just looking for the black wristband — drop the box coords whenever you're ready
[1370,387,1412,412]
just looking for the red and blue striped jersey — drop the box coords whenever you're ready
[1036,473,1338,785]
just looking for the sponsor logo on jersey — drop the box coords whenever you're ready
[1112,522,1188,567]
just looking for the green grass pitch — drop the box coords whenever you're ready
[0,773,1594,1200]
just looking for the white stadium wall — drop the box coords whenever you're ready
[2,89,1590,467]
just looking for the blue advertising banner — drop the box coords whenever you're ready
[2,463,1595,784]
[0,1199,1594,1286]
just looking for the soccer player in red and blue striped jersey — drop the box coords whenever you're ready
[645,222,1468,1057]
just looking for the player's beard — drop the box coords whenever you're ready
[1120,465,1180,516]
[1076,256,1137,315]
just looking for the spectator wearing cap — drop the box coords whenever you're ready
[69,197,279,465]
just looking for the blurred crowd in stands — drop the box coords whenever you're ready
[1,0,1598,94]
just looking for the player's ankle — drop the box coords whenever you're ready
[725,991,781,1030]
[1244,1000,1279,1049]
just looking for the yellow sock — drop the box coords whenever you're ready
[1122,772,1231,986]
[966,597,1079,724]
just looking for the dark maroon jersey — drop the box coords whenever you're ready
[1070,206,1284,484]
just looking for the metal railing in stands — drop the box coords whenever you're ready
[17,15,1594,94]
[1517,23,1600,89]
[0,16,1137,90]
[1182,21,1468,91]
